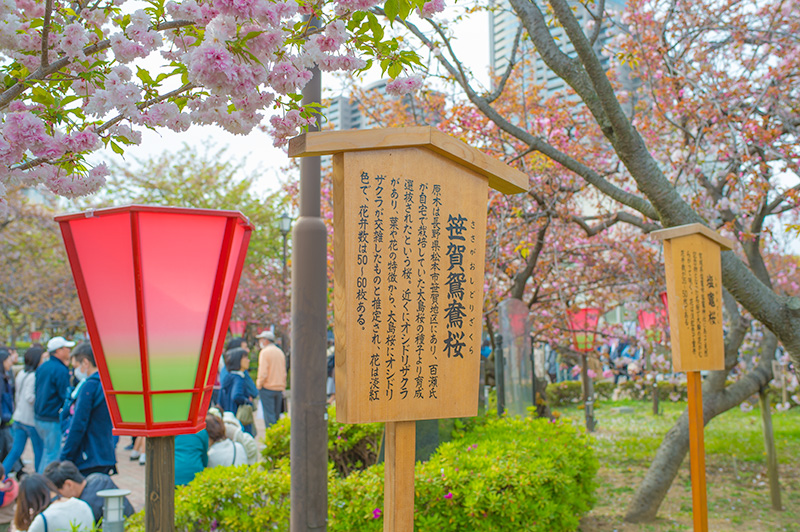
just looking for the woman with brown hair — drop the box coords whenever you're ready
[13,473,93,531]
[206,414,247,468]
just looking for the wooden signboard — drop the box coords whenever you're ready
[290,127,527,423]
[289,126,526,531]
[653,223,733,532]
[653,223,732,372]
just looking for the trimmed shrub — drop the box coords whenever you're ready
[125,463,291,531]
[616,380,688,402]
[127,417,597,531]
[261,404,383,476]
[329,417,597,532]
[547,380,615,407]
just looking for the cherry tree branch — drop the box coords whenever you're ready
[399,16,660,220]
[486,23,524,104]
[570,211,661,236]
[13,82,197,172]
[0,19,193,110]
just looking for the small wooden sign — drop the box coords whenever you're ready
[290,127,526,424]
[653,224,733,372]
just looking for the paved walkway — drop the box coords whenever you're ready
[19,403,269,514]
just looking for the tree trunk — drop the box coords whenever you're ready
[625,332,776,522]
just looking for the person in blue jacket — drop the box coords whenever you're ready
[59,343,116,476]
[34,337,73,473]
[219,348,256,435]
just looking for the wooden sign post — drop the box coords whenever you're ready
[289,127,526,531]
[653,223,733,532]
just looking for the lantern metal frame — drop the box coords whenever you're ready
[57,205,252,437]
[567,307,601,353]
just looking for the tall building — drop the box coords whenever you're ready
[323,79,443,131]
[323,79,389,131]
[489,0,626,98]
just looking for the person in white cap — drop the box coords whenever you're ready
[255,331,286,428]
[34,337,74,473]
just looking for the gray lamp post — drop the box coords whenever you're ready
[279,212,292,288]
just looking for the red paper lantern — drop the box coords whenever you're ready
[30,331,42,343]
[229,320,246,337]
[567,308,601,353]
[56,206,252,437]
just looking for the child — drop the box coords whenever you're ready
[13,474,93,531]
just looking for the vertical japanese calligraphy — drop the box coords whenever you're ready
[335,147,488,423]
[661,232,726,372]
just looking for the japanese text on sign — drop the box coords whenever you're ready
[355,172,480,404]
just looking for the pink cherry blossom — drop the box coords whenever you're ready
[385,75,423,96]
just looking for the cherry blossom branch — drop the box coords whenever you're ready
[0,19,194,110]
[584,0,606,46]
[13,82,197,172]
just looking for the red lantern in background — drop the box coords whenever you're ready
[30,331,42,343]
[56,205,252,437]
[637,310,658,331]
[229,320,246,337]
[567,308,601,353]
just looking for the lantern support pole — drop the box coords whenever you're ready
[686,371,708,532]
[580,354,595,432]
[145,436,175,532]
[291,16,328,531]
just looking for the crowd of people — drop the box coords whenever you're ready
[0,329,288,531]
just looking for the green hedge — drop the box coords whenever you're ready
[330,417,598,531]
[261,405,383,476]
[546,380,694,406]
[127,417,597,531]
[547,381,615,407]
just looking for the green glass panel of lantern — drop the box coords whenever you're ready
[151,393,192,423]
[116,395,146,423]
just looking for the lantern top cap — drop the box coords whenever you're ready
[54,204,253,229]
[652,223,733,251]
[287,126,528,195]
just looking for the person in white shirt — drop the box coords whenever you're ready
[206,414,247,468]
[2,346,47,475]
[14,473,93,531]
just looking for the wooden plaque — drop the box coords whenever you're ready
[290,127,527,424]
[654,224,733,372]
[334,148,487,423]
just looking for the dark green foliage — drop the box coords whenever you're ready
[261,404,383,476]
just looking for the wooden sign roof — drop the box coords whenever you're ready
[652,223,734,251]
[288,126,528,195]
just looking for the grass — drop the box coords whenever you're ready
[555,399,800,531]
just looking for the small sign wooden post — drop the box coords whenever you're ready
[653,223,733,532]
[289,127,527,531]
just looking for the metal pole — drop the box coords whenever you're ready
[282,233,288,289]
[291,16,328,530]
[494,334,505,416]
